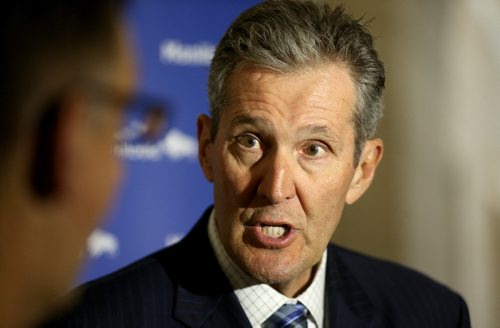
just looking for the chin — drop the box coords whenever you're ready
[240,250,309,286]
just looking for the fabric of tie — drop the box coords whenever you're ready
[265,302,308,328]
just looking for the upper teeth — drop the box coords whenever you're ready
[261,226,286,238]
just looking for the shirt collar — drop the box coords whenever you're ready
[208,209,326,328]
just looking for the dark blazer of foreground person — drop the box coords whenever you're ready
[45,207,470,328]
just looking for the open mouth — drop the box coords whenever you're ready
[260,224,290,238]
[243,221,296,248]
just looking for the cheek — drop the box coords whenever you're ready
[301,166,354,230]
[303,167,352,204]
[213,151,252,200]
[87,136,122,228]
[98,152,121,209]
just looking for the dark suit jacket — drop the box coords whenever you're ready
[45,207,470,327]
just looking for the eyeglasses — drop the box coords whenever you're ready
[116,94,170,144]
[80,79,170,145]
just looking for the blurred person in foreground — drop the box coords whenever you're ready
[0,0,136,326]
[48,0,470,327]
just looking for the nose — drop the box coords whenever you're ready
[256,150,296,204]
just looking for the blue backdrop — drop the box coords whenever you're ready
[81,0,260,283]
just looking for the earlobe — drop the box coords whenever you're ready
[197,114,214,182]
[345,138,383,204]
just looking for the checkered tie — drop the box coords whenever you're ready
[265,303,308,328]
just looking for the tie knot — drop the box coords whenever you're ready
[265,302,308,328]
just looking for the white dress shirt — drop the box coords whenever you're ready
[207,210,326,328]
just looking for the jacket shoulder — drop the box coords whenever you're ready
[328,244,470,327]
[44,249,175,327]
[330,244,454,294]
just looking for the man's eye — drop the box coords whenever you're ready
[237,134,261,149]
[303,143,326,157]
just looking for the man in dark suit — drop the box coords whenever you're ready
[0,1,137,326]
[47,0,470,327]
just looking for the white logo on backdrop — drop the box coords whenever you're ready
[87,229,119,258]
[159,39,215,66]
[115,128,197,161]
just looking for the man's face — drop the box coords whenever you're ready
[11,21,138,322]
[199,63,376,296]
[47,21,137,300]
[80,25,137,232]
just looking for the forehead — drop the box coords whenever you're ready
[113,21,137,87]
[94,19,137,91]
[223,63,356,133]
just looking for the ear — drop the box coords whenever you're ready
[345,138,383,205]
[197,114,214,182]
[31,91,87,199]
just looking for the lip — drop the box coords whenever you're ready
[245,216,298,230]
[243,221,298,249]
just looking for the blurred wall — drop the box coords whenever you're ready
[333,1,500,327]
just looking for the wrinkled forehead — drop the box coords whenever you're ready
[221,63,357,143]
[224,62,357,118]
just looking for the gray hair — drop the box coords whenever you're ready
[208,0,385,165]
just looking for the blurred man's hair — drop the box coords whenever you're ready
[0,0,125,170]
[208,0,385,165]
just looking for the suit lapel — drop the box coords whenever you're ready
[325,245,385,328]
[161,207,251,328]
[175,286,251,328]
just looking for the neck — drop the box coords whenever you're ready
[0,241,47,328]
[271,264,318,298]
[0,201,49,328]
